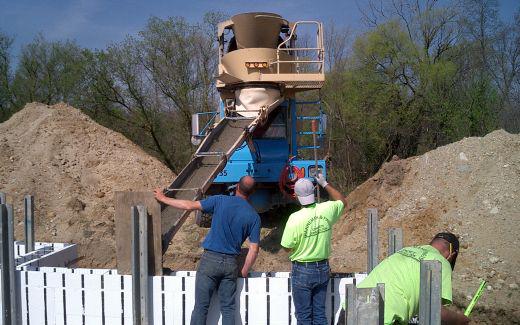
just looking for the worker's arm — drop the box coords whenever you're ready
[154,188,202,211]
[315,173,348,206]
[241,242,259,277]
[441,306,470,325]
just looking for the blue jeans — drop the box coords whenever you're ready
[291,260,330,325]
[190,250,239,325]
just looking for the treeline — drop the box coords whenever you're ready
[0,1,519,190]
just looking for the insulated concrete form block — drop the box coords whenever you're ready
[12,243,368,325]
[247,277,269,324]
[84,274,103,325]
[163,275,183,324]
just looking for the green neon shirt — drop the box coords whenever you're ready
[280,200,344,262]
[357,245,453,325]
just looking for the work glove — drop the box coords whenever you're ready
[315,172,328,188]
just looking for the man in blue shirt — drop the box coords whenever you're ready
[154,175,261,325]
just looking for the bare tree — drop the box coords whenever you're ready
[324,21,352,72]
[85,14,222,172]
[460,1,520,131]
[0,31,13,119]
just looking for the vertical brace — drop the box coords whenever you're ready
[387,228,403,256]
[131,205,150,325]
[345,283,357,324]
[138,205,150,325]
[24,195,35,253]
[0,204,12,325]
[419,260,442,325]
[367,208,379,273]
[131,206,141,325]
[7,205,17,325]
[377,283,385,325]
[346,283,385,324]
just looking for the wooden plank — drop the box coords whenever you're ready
[114,192,162,275]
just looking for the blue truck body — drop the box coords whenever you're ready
[199,98,326,212]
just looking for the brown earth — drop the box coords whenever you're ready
[0,103,174,268]
[326,130,520,324]
[1,103,519,324]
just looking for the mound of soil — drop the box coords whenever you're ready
[0,103,174,268]
[328,129,520,324]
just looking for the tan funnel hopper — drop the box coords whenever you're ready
[231,12,287,49]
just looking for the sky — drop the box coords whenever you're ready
[1,0,519,59]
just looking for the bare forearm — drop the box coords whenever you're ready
[324,183,347,206]
[160,197,201,211]
[241,244,259,277]
[441,307,470,325]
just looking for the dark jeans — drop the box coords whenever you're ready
[291,260,330,325]
[190,250,239,325]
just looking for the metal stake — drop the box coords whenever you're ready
[131,205,150,325]
[367,208,379,272]
[387,228,403,256]
[419,260,442,325]
[6,204,17,325]
[0,204,12,325]
[0,193,5,205]
[345,283,357,324]
[346,282,385,324]
[24,195,35,253]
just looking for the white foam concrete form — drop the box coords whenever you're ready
[4,242,367,325]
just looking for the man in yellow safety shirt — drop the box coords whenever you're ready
[281,173,348,325]
[353,232,470,325]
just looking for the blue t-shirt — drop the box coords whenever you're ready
[200,195,261,255]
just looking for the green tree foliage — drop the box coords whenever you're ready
[0,31,13,121]
[83,14,222,172]
[11,35,90,109]
[323,1,501,190]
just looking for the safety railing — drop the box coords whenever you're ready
[191,111,219,145]
[274,21,325,74]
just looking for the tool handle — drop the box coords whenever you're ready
[311,120,320,202]
[464,280,486,316]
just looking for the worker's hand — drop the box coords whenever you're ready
[459,314,470,325]
[315,172,328,188]
[153,188,167,202]
[240,268,249,278]
[441,306,471,325]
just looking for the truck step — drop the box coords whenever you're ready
[296,116,321,120]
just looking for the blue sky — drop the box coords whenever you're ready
[1,0,519,59]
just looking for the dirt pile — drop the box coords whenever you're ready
[329,129,520,324]
[0,103,174,268]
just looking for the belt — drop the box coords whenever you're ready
[292,259,329,266]
[203,249,238,259]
